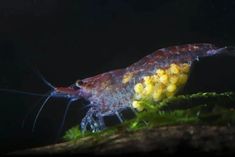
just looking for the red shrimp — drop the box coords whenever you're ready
[1,43,225,133]
[46,43,227,133]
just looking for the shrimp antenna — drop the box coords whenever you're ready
[0,68,54,97]
[55,100,74,142]
[32,94,52,132]
[0,89,47,97]
[21,95,47,128]
[32,68,55,89]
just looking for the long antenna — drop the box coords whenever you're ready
[0,89,47,97]
[0,68,54,97]
[32,94,52,132]
[32,68,55,89]
[21,96,45,128]
[55,100,73,142]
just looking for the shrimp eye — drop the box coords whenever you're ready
[72,85,80,90]
[75,80,84,87]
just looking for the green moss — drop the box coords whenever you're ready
[63,126,84,141]
[63,92,235,141]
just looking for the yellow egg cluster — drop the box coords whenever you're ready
[132,63,190,111]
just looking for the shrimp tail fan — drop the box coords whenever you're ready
[215,46,235,57]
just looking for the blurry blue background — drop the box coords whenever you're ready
[0,0,235,153]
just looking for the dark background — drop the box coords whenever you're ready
[0,0,235,154]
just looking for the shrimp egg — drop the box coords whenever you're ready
[134,83,144,94]
[181,63,190,73]
[156,69,165,76]
[152,89,163,101]
[132,101,144,111]
[159,74,168,84]
[178,74,188,85]
[143,76,152,85]
[169,64,180,74]
[166,84,177,92]
[169,75,179,84]
[144,83,154,95]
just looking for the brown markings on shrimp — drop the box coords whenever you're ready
[74,43,216,97]
[128,43,217,72]
[79,69,127,94]
[53,43,222,132]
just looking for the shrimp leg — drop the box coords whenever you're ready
[115,111,124,123]
[80,107,102,133]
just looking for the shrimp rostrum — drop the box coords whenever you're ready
[31,43,230,133]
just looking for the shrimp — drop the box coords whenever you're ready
[49,43,227,133]
[2,43,227,133]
